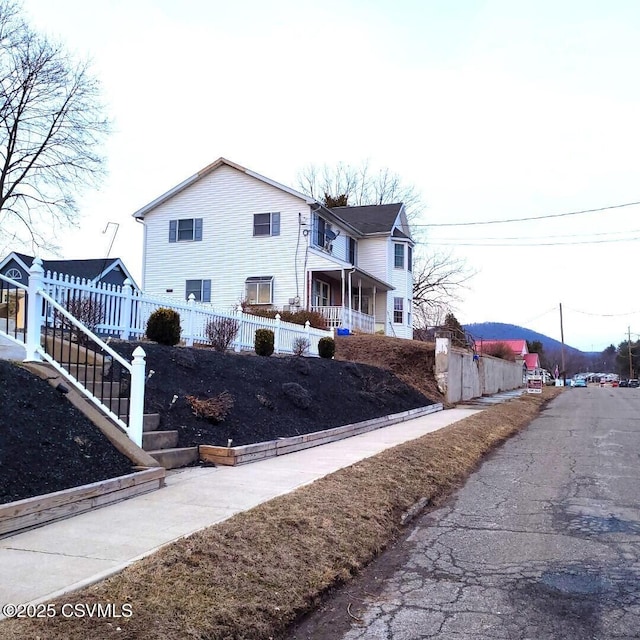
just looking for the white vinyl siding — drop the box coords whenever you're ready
[143,165,309,310]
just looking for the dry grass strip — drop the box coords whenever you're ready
[1,388,562,640]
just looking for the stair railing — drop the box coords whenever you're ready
[24,259,146,447]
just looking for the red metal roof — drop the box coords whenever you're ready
[477,339,529,356]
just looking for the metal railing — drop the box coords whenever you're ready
[0,260,146,447]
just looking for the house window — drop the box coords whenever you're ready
[408,246,413,272]
[186,279,211,302]
[253,212,280,236]
[394,243,404,269]
[348,237,357,265]
[245,276,273,305]
[393,297,403,324]
[169,218,203,242]
[312,280,330,307]
[314,214,335,249]
[5,268,21,280]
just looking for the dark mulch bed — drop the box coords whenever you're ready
[111,342,434,448]
[0,360,135,505]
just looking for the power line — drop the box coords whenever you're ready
[413,200,640,228]
[420,235,640,248]
[428,228,640,242]
[566,307,640,318]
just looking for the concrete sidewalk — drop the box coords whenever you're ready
[0,407,480,608]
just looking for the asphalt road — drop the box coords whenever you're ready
[291,387,640,640]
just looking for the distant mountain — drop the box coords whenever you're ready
[463,322,588,356]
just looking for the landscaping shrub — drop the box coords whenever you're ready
[186,391,234,423]
[292,336,310,356]
[146,307,181,346]
[205,316,240,352]
[255,328,275,356]
[245,306,328,330]
[60,295,105,344]
[318,337,335,359]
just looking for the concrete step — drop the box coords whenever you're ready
[142,430,179,451]
[142,413,161,432]
[84,380,121,397]
[146,447,199,470]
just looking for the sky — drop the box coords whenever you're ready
[10,0,640,352]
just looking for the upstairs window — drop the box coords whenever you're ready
[245,276,274,305]
[253,212,280,236]
[348,237,357,265]
[186,279,211,302]
[314,215,328,247]
[408,246,413,272]
[394,243,405,269]
[169,218,203,242]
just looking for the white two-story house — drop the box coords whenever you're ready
[133,158,414,339]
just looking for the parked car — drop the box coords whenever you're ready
[620,379,629,387]
[573,378,588,388]
[612,380,619,387]
[629,379,640,388]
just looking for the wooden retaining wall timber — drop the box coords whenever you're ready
[200,403,443,466]
[0,467,165,538]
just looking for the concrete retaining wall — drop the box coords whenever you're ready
[435,337,524,403]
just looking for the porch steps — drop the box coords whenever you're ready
[61,356,196,470]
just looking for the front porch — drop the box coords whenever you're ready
[308,266,392,335]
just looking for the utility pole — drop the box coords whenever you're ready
[559,303,566,376]
[629,326,633,379]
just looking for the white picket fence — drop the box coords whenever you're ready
[41,270,332,355]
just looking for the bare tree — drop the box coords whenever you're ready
[412,250,476,328]
[0,0,109,251]
[297,160,424,223]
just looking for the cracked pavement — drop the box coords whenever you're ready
[290,388,640,639]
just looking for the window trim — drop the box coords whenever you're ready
[253,212,280,237]
[170,218,203,243]
[394,243,405,269]
[245,276,274,305]
[393,297,404,324]
[5,267,22,280]
[185,279,211,302]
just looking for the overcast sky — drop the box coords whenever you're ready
[15,0,640,352]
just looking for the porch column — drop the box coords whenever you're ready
[373,286,377,334]
[341,268,345,320]
[358,278,362,312]
[347,270,353,330]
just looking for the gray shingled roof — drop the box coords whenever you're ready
[330,203,403,234]
[14,252,123,281]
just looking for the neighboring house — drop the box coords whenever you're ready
[477,339,529,358]
[132,157,415,338]
[0,252,139,289]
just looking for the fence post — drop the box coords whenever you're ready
[120,279,133,340]
[233,304,242,352]
[24,258,44,361]
[274,313,281,354]
[305,320,312,354]
[186,293,195,347]
[128,346,146,447]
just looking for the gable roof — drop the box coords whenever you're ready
[132,157,317,220]
[523,353,541,370]
[330,203,404,235]
[478,339,529,357]
[2,252,138,287]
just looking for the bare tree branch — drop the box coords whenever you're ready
[0,0,110,252]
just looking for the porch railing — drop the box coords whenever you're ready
[312,305,375,334]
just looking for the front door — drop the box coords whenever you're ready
[312,279,330,306]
